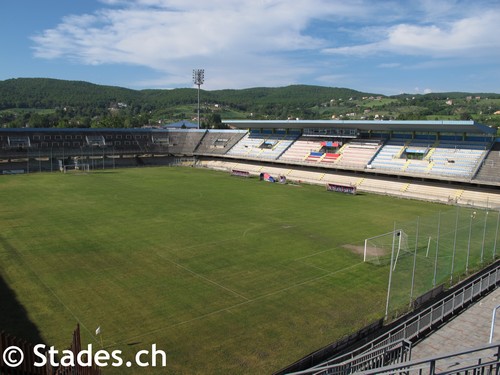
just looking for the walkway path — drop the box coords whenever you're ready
[411,287,500,359]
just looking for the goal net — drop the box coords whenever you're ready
[364,230,410,268]
[63,163,90,174]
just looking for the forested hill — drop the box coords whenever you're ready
[1,77,500,129]
[0,78,142,109]
[0,78,375,109]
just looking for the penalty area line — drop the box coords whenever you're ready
[118,260,365,344]
[155,251,250,301]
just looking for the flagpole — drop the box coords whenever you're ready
[96,326,103,348]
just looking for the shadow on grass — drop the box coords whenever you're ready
[0,236,45,344]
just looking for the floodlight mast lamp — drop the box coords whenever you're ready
[193,69,205,129]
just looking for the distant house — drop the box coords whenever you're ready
[163,121,199,129]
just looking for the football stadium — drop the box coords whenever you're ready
[0,119,499,374]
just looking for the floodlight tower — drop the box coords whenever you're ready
[192,69,205,129]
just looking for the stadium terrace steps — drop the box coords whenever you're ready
[198,159,500,208]
[403,182,460,203]
[370,139,490,179]
[306,151,324,162]
[194,130,247,155]
[370,140,407,171]
[320,153,340,163]
[474,142,500,182]
[258,165,290,176]
[356,177,408,194]
[280,138,382,168]
[335,140,382,168]
[164,130,206,155]
[459,188,500,207]
[427,140,489,178]
[229,135,487,181]
[286,168,326,184]
[226,132,298,160]
[280,136,326,162]
[321,173,362,186]
[400,182,411,192]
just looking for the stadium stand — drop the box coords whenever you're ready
[279,137,381,168]
[467,142,500,182]
[459,188,500,207]
[321,172,362,187]
[1,119,499,207]
[6,135,31,148]
[161,129,206,155]
[86,135,106,147]
[279,136,324,162]
[403,181,461,203]
[287,168,327,184]
[334,139,382,168]
[194,129,247,155]
[369,139,410,171]
[427,140,490,178]
[226,130,299,160]
[369,139,491,180]
[356,176,410,195]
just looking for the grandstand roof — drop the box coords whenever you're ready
[224,120,496,134]
[163,120,198,129]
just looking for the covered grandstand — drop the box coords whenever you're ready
[1,119,499,206]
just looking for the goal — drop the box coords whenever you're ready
[63,163,90,174]
[364,230,410,268]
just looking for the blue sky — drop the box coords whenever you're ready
[2,0,500,95]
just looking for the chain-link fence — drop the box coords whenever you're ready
[375,206,500,318]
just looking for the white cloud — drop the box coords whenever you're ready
[387,13,500,56]
[324,8,500,58]
[378,62,401,69]
[30,0,500,89]
[30,0,386,88]
[31,2,312,85]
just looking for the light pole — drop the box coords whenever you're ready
[192,69,205,129]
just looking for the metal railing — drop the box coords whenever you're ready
[291,261,499,374]
[357,341,500,375]
[290,339,412,375]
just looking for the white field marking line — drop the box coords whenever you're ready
[164,213,335,254]
[162,223,295,254]
[155,252,250,301]
[301,262,333,273]
[117,261,365,344]
[242,222,271,237]
[293,247,340,261]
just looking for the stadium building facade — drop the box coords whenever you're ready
[1,119,499,207]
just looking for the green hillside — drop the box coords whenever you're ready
[1,78,500,129]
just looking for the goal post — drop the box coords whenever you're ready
[392,230,409,270]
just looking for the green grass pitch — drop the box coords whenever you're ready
[0,167,467,374]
